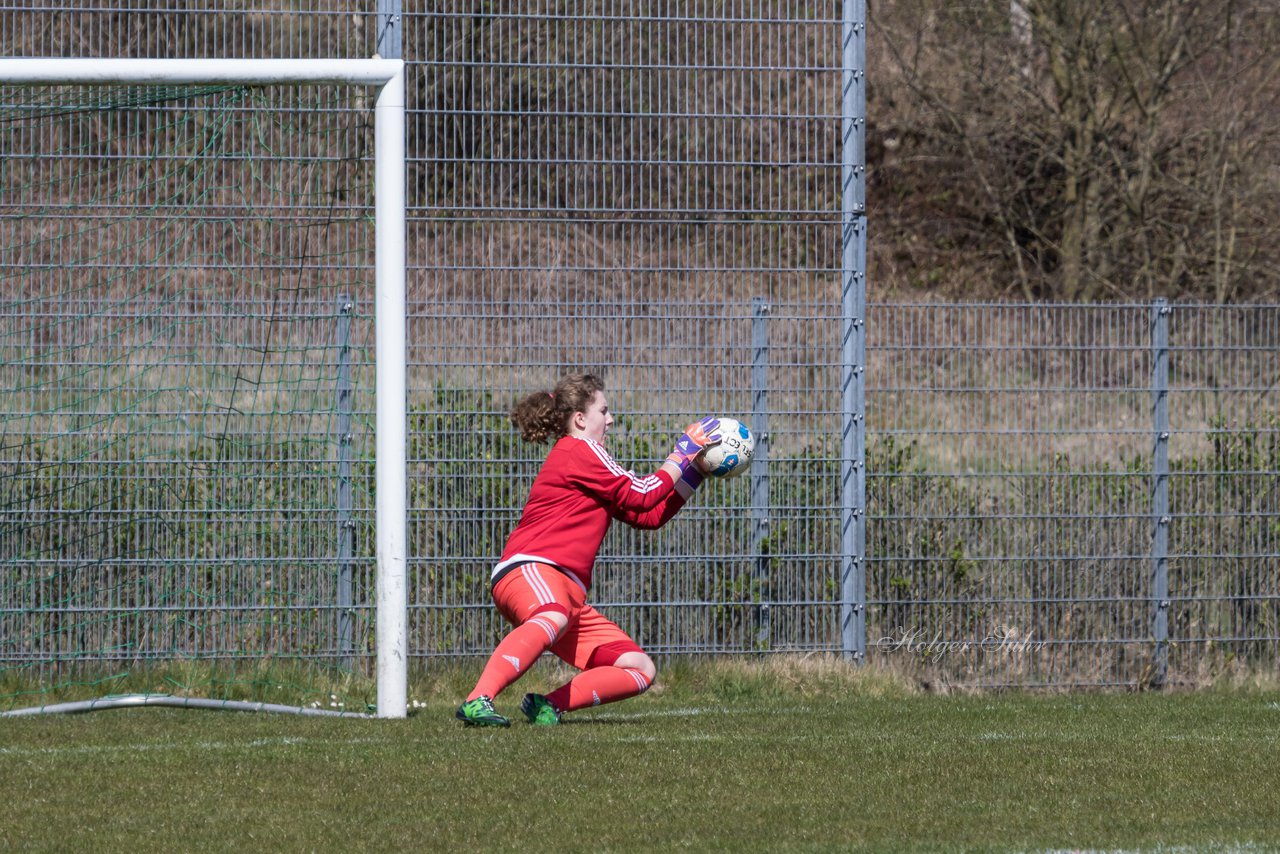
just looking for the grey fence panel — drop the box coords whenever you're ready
[863,302,1279,687]
[0,80,382,673]
[1163,306,1280,682]
[404,4,849,665]
[866,302,1160,688]
[0,1,381,60]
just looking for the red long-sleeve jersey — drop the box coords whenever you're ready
[493,435,692,591]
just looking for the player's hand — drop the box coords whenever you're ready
[674,416,723,459]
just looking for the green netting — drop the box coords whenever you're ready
[0,82,378,712]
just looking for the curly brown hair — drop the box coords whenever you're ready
[509,373,606,443]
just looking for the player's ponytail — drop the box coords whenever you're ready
[510,372,605,443]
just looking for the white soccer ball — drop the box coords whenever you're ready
[697,417,755,479]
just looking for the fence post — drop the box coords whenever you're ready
[840,0,868,662]
[376,0,402,59]
[335,296,355,670]
[751,297,771,650]
[1150,299,1171,689]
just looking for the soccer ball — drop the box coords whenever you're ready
[697,418,755,479]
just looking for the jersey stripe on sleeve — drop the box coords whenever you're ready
[581,437,665,494]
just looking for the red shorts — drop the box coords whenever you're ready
[491,561,643,669]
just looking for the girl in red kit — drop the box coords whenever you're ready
[456,372,722,726]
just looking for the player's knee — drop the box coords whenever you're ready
[529,604,569,636]
[615,651,657,686]
[638,655,657,685]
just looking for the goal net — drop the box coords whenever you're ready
[0,59,407,718]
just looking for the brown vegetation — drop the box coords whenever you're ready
[870,0,1280,301]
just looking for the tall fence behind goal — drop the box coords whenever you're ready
[2,5,1278,710]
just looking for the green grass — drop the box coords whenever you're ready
[2,661,1278,852]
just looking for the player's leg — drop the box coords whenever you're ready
[544,646,655,714]
[521,608,655,724]
[457,563,583,727]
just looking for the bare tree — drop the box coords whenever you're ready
[873,0,1280,301]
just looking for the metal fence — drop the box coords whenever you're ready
[862,302,1279,687]
[1,3,1278,690]
[407,299,1280,688]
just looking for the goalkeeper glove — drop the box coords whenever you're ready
[673,460,705,497]
[667,416,723,472]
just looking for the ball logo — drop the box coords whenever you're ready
[714,454,739,476]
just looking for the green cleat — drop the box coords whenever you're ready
[520,693,562,726]
[455,695,510,727]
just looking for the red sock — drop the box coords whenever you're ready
[545,666,652,713]
[467,615,561,701]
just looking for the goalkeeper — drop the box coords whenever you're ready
[456,372,722,727]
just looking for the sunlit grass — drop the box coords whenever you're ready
[2,659,1278,853]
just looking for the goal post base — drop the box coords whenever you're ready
[0,693,375,719]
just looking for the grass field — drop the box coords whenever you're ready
[2,661,1278,853]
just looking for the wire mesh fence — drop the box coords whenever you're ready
[864,302,1279,687]
[5,286,1277,688]
[1,0,385,60]
[1,3,1277,695]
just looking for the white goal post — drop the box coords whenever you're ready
[0,57,409,719]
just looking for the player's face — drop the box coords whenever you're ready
[577,391,614,441]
